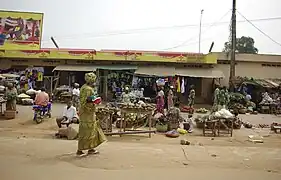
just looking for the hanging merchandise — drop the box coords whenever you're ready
[176,76,180,93]
[37,71,43,81]
[181,77,185,94]
[132,76,138,88]
[156,78,165,86]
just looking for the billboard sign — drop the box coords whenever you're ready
[2,49,217,64]
[0,10,43,50]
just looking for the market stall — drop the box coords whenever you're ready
[196,109,236,137]
[104,102,156,137]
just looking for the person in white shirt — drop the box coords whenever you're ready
[72,83,80,108]
[56,101,79,128]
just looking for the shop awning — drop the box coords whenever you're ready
[135,66,176,76]
[53,65,97,72]
[176,68,224,78]
[96,65,137,70]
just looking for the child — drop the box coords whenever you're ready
[185,114,194,133]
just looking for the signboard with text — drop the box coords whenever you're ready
[0,10,43,50]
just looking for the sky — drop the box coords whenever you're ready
[2,0,281,54]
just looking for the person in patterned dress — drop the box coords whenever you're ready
[76,72,107,157]
[188,85,196,108]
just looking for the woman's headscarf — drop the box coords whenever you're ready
[85,72,96,84]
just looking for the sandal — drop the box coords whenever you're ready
[76,150,87,157]
[88,149,99,155]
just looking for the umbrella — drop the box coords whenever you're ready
[0,74,20,78]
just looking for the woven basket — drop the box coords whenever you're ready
[4,110,16,120]
[155,123,168,132]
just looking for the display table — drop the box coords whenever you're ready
[96,108,118,133]
[203,119,219,137]
[203,117,234,137]
[216,117,234,137]
[106,108,155,137]
[260,104,270,114]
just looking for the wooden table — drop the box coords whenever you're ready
[217,117,234,137]
[260,104,270,114]
[203,117,234,137]
[105,108,156,137]
[97,111,114,133]
[203,119,219,137]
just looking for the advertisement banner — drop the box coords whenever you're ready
[0,10,43,50]
[1,49,217,64]
[51,49,95,60]
[5,49,50,58]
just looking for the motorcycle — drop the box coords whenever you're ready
[32,102,52,124]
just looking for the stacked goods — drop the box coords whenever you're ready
[118,102,155,111]
[22,99,34,105]
[17,93,31,104]
[196,108,208,114]
[96,107,116,131]
[180,105,194,113]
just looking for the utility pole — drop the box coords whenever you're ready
[229,0,236,92]
[199,9,204,53]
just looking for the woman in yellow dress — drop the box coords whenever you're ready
[76,72,107,156]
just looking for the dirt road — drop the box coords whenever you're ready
[0,104,281,179]
[1,137,281,180]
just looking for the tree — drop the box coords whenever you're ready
[223,36,258,54]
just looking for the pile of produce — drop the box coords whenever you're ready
[18,93,31,99]
[229,103,245,110]
[22,99,34,105]
[229,92,245,103]
[180,105,194,113]
[118,102,155,111]
[214,108,234,119]
[165,129,180,138]
[260,92,273,104]
[96,107,116,131]
[97,107,116,114]
[196,108,208,114]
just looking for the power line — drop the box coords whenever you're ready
[162,10,231,50]
[237,11,281,47]
[49,15,281,42]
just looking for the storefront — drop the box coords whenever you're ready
[0,49,219,103]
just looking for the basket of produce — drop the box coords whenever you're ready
[165,130,180,138]
[196,108,208,114]
[118,102,155,112]
[155,123,168,132]
[96,108,114,131]
[4,110,16,120]
[180,105,194,113]
[177,128,187,135]
[238,108,247,114]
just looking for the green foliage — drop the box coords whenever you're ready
[223,36,258,54]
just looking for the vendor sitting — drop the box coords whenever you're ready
[56,101,79,128]
[167,102,183,130]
